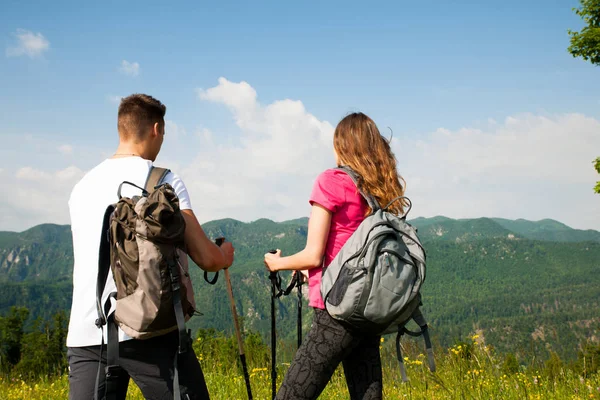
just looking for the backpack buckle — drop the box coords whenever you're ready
[95,316,106,329]
[105,364,122,379]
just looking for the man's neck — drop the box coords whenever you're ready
[112,143,150,160]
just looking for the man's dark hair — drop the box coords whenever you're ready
[118,94,166,140]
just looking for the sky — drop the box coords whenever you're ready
[1,0,599,232]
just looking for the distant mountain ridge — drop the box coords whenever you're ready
[1,216,598,282]
[491,218,600,242]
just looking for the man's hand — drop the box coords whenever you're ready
[220,240,235,268]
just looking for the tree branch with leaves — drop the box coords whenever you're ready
[594,157,600,194]
[568,1,600,194]
[568,0,600,65]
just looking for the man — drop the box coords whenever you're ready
[66,94,234,399]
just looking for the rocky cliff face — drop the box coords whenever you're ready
[0,224,72,282]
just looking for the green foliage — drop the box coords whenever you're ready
[0,308,67,379]
[1,218,600,362]
[421,237,600,360]
[191,328,271,376]
[492,217,600,242]
[501,353,520,375]
[0,281,73,328]
[544,352,565,381]
[575,342,600,377]
[415,217,518,242]
[0,307,29,372]
[14,311,68,379]
[3,329,600,399]
[568,0,600,65]
[594,157,600,194]
[0,224,72,282]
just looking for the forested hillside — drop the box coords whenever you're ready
[1,216,599,360]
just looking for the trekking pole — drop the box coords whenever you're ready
[296,273,303,349]
[278,271,304,349]
[267,249,281,400]
[217,237,253,400]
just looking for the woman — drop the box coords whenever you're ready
[264,112,407,400]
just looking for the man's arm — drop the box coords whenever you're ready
[181,209,234,272]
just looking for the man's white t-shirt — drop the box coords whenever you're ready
[66,156,192,348]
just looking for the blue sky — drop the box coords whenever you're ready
[1,0,599,231]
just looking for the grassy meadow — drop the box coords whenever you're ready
[1,332,599,400]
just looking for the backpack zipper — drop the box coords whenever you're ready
[382,249,416,268]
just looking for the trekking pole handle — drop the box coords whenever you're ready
[267,250,283,297]
[268,249,278,279]
[203,237,225,284]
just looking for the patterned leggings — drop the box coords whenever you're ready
[276,308,382,400]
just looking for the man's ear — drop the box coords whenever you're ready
[152,122,161,137]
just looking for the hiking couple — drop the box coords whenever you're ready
[67,93,408,400]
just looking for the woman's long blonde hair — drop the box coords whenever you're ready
[333,112,407,215]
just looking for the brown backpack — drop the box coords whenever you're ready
[95,167,195,398]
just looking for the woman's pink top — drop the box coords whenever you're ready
[308,169,368,309]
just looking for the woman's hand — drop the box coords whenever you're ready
[264,249,282,272]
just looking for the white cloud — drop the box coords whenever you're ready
[2,166,85,231]
[108,95,122,105]
[195,128,213,143]
[2,78,599,232]
[188,80,600,230]
[396,113,600,229]
[119,60,140,77]
[197,78,258,121]
[165,120,186,139]
[184,77,335,224]
[58,144,73,155]
[15,167,51,181]
[6,29,50,58]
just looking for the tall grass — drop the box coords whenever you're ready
[1,332,599,399]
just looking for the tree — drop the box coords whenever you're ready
[575,341,600,377]
[594,157,600,194]
[568,2,600,193]
[14,310,68,379]
[501,353,520,374]
[568,0,600,65]
[0,306,29,372]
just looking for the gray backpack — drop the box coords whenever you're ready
[320,166,436,381]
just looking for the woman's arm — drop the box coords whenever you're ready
[264,203,332,272]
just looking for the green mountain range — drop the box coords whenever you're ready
[1,216,599,360]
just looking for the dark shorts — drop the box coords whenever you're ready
[68,330,209,400]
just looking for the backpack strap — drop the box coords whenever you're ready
[335,166,380,212]
[148,165,188,400]
[104,303,121,400]
[144,166,171,192]
[94,205,123,400]
[95,205,115,330]
[411,308,436,374]
[168,256,189,400]
[149,165,189,356]
[395,306,436,383]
